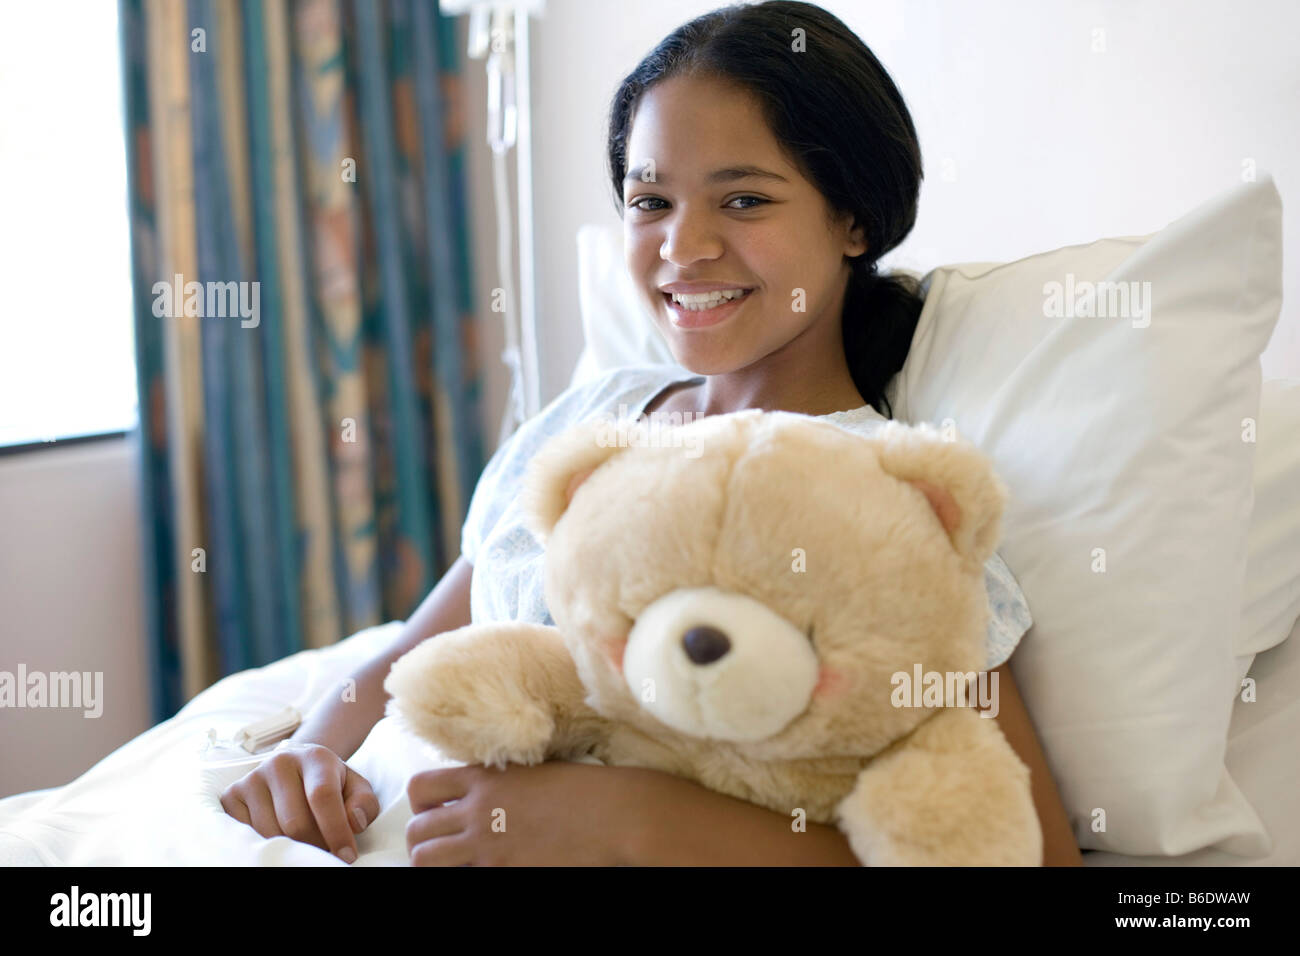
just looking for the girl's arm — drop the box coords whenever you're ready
[622,660,1082,866]
[983,660,1083,865]
[290,556,475,759]
[620,767,861,865]
[223,556,476,861]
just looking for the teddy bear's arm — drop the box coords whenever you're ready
[835,705,1043,866]
[383,622,614,769]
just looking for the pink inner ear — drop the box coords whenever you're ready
[604,637,628,674]
[814,666,844,697]
[565,467,595,505]
[908,478,962,536]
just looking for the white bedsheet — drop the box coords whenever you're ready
[0,622,448,866]
[2,617,1296,866]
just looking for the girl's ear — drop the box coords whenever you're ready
[839,211,868,258]
[521,417,630,546]
[873,420,1008,573]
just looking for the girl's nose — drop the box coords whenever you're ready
[660,213,724,265]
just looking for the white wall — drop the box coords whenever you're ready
[0,437,151,798]
[511,0,1299,404]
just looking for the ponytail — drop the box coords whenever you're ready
[842,260,924,420]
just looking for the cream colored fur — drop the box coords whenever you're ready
[384,410,1041,866]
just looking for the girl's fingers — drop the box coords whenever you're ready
[266,763,329,851]
[219,789,252,827]
[405,805,466,852]
[242,780,287,841]
[406,767,472,813]
[300,757,359,862]
[221,749,375,862]
[410,832,476,867]
[341,766,382,835]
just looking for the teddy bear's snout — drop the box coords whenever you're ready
[623,586,821,742]
[682,625,731,664]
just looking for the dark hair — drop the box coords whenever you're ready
[606,0,924,419]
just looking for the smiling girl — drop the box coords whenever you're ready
[221,0,1082,866]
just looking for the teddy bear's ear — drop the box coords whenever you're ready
[873,420,1008,572]
[521,416,630,546]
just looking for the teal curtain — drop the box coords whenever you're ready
[119,0,485,721]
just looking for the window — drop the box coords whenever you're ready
[0,0,138,448]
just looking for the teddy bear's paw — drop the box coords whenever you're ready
[384,626,566,767]
[835,738,1043,867]
[386,694,557,770]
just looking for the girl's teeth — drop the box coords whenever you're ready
[671,289,749,310]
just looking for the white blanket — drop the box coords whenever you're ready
[0,622,454,866]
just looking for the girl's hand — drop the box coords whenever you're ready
[219,742,382,864]
[405,762,643,866]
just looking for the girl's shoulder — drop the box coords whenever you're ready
[542,363,700,432]
[489,364,697,470]
[462,364,693,562]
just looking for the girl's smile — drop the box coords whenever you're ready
[662,286,757,329]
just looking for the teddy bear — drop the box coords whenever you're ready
[383,409,1042,866]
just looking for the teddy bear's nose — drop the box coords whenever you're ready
[682,625,731,664]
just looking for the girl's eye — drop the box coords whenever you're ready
[627,196,667,211]
[626,195,768,212]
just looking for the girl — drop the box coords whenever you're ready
[221,0,1082,866]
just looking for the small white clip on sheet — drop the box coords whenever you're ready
[233,706,302,753]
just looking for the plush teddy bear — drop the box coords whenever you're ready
[383,409,1042,866]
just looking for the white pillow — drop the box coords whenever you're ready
[571,177,1290,857]
[573,224,677,384]
[1238,379,1300,666]
[1085,613,1300,866]
[888,176,1283,857]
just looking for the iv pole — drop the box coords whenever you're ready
[445,0,544,445]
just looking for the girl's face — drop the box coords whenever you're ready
[623,73,866,375]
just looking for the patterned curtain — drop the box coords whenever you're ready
[118,0,485,722]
